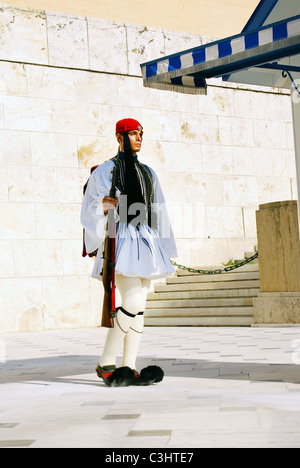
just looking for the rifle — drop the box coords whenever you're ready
[101,151,120,328]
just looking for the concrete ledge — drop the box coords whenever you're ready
[253,292,300,325]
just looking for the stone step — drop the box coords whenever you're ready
[146,297,254,309]
[166,271,260,285]
[147,287,260,301]
[145,254,260,327]
[144,316,254,327]
[154,279,260,293]
[145,306,253,317]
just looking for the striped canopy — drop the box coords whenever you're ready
[141,15,300,94]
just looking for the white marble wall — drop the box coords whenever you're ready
[0,4,297,332]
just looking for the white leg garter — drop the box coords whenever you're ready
[99,275,150,369]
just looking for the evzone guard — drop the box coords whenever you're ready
[81,118,177,386]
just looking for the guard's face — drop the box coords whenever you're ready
[128,129,143,153]
[116,129,143,154]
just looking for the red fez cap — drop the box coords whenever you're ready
[116,118,143,134]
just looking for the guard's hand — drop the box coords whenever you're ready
[102,196,119,215]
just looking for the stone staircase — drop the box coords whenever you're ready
[145,260,260,327]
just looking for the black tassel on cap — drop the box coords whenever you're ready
[122,132,147,225]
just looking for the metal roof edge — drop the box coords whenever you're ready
[141,14,300,69]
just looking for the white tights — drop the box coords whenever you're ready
[99,274,151,370]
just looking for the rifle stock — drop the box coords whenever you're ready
[101,212,116,328]
[101,152,119,328]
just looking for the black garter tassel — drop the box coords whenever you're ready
[107,365,164,387]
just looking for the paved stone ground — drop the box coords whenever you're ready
[0,326,300,449]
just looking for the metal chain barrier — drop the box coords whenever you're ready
[171,252,258,275]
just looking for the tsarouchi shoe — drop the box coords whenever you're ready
[96,365,164,387]
[95,364,116,385]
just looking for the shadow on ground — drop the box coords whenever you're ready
[1,354,300,385]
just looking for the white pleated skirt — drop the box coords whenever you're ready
[92,222,175,280]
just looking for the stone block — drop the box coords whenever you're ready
[187,173,223,206]
[89,276,104,327]
[222,176,258,206]
[141,109,181,142]
[159,86,199,113]
[233,89,269,120]
[127,24,165,76]
[267,93,293,123]
[253,292,300,324]
[61,240,91,276]
[0,241,13,277]
[157,172,187,204]
[0,96,4,128]
[47,14,89,68]
[291,177,298,200]
[42,276,92,329]
[138,140,165,173]
[218,116,234,146]
[160,141,196,173]
[0,62,27,96]
[256,200,300,292]
[253,120,288,149]
[231,117,255,148]
[224,238,258,264]
[75,70,119,105]
[163,30,203,57]
[202,145,236,175]
[4,96,53,132]
[181,113,219,144]
[0,7,48,64]
[8,166,58,203]
[0,166,7,201]
[88,18,128,74]
[173,238,192,266]
[77,135,117,168]
[30,133,78,167]
[0,130,31,165]
[117,75,160,110]
[27,65,76,101]
[243,207,258,239]
[287,121,295,151]
[0,278,44,332]
[272,149,297,178]
[199,86,235,117]
[13,239,63,277]
[35,203,81,240]
[57,167,85,203]
[206,207,244,238]
[184,144,203,173]
[52,100,100,135]
[0,203,36,240]
[167,203,206,240]
[235,147,273,177]
[189,238,229,267]
[257,177,293,204]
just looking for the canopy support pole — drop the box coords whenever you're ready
[290,71,300,235]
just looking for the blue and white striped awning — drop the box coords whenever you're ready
[141,15,300,94]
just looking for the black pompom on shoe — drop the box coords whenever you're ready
[107,366,136,387]
[138,365,164,386]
